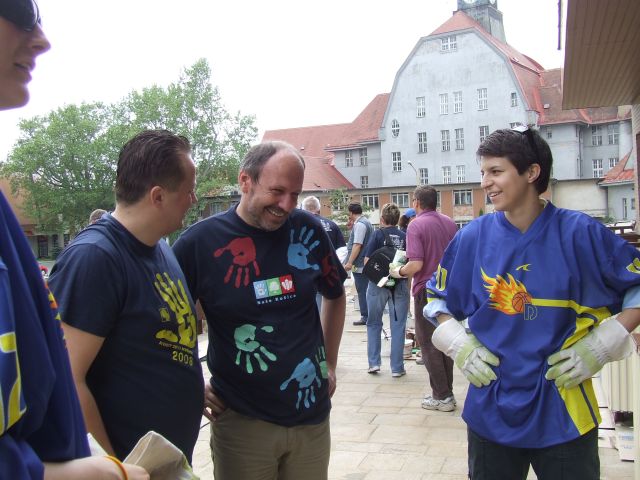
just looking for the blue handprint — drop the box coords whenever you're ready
[280,357,321,409]
[234,324,277,374]
[288,226,320,270]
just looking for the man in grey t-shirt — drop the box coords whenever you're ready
[344,203,373,325]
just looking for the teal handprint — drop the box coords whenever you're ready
[234,324,277,374]
[280,357,321,409]
[288,226,320,270]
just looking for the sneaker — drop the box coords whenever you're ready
[391,370,406,378]
[353,318,367,326]
[415,357,424,365]
[368,366,381,374]
[421,395,456,412]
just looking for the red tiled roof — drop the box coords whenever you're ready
[600,152,634,185]
[262,94,389,191]
[431,11,543,113]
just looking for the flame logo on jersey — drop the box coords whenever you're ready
[482,269,533,315]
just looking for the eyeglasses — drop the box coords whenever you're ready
[511,125,540,163]
[0,0,41,32]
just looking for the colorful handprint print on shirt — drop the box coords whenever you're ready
[288,226,319,271]
[280,357,322,410]
[214,237,261,288]
[234,324,277,374]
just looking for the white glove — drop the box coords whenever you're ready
[432,319,500,388]
[545,319,633,389]
[388,263,405,279]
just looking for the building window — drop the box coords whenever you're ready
[609,157,619,169]
[633,198,637,210]
[442,166,451,184]
[419,168,428,185]
[511,92,518,107]
[63,233,70,247]
[454,189,472,205]
[437,191,441,206]
[391,119,400,137]
[359,148,368,166]
[37,235,48,258]
[455,128,465,150]
[416,96,426,117]
[391,193,410,208]
[345,151,353,167]
[441,130,450,151]
[608,124,619,145]
[479,125,489,143]
[441,35,457,52]
[456,221,470,229]
[478,88,488,110]
[360,176,368,189]
[623,198,628,220]
[362,194,379,209]
[456,165,466,183]
[592,158,603,177]
[418,132,428,153]
[591,126,603,146]
[392,152,402,172]
[546,127,552,139]
[454,91,463,113]
[439,93,449,115]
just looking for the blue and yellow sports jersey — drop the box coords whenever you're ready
[0,191,89,478]
[427,202,640,448]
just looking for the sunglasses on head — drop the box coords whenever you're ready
[511,125,540,163]
[0,0,41,32]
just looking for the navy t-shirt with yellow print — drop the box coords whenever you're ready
[173,207,347,427]
[49,214,204,461]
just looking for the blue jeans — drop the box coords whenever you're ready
[352,272,369,320]
[467,427,599,480]
[365,279,409,373]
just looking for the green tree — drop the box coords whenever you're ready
[2,58,257,236]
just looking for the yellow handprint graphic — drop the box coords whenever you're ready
[154,272,197,348]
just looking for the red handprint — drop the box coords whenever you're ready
[321,254,340,287]
[214,237,261,288]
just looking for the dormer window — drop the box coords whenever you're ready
[441,35,457,52]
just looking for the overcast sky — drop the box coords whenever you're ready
[1,0,565,159]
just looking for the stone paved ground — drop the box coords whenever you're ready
[192,289,634,479]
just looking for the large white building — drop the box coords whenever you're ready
[263,0,635,225]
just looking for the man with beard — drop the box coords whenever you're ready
[173,140,347,480]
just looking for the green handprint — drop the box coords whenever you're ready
[234,324,277,374]
[315,346,328,379]
[154,272,197,348]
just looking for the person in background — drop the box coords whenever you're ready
[89,208,107,225]
[49,130,204,463]
[398,208,416,233]
[301,195,346,311]
[0,0,148,478]
[389,185,457,411]
[363,203,409,377]
[425,127,640,479]
[344,202,373,326]
[173,140,347,480]
[301,195,345,250]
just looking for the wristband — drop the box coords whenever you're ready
[104,455,128,480]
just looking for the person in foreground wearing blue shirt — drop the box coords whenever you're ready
[0,0,148,478]
[425,126,640,479]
